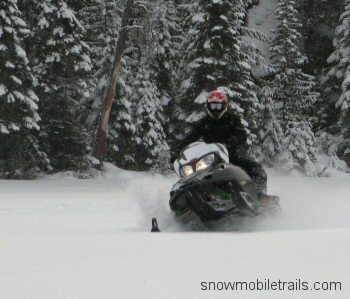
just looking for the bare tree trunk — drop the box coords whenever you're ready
[94,0,134,164]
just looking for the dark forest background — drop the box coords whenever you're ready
[1,0,349,179]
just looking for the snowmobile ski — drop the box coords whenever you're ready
[151,218,161,232]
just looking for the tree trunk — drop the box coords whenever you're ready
[94,0,134,164]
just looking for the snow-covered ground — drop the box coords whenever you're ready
[1,163,350,299]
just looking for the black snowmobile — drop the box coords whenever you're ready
[169,142,262,224]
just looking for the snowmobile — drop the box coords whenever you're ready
[169,142,262,225]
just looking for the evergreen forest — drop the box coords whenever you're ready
[1,0,349,179]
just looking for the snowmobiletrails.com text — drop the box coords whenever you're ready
[200,279,342,292]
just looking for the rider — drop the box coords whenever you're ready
[178,90,278,205]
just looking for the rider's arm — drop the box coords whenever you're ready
[229,114,247,147]
[170,124,201,163]
[170,123,199,163]
[177,119,204,153]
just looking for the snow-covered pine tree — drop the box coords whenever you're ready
[245,0,259,8]
[177,0,259,145]
[151,0,181,96]
[132,62,171,173]
[270,0,318,120]
[320,0,350,168]
[0,0,51,178]
[338,106,350,168]
[296,0,343,143]
[314,130,347,171]
[334,0,350,168]
[66,0,99,131]
[105,59,137,169]
[277,119,318,176]
[296,0,342,76]
[254,83,284,165]
[77,0,121,129]
[269,0,318,175]
[101,1,147,169]
[175,0,200,128]
[150,0,182,152]
[32,0,94,172]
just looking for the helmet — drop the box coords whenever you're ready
[207,90,228,119]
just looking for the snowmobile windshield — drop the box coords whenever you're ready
[174,142,229,177]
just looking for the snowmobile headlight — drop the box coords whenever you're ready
[181,165,194,177]
[196,154,215,171]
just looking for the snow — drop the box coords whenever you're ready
[0,83,7,96]
[8,123,20,131]
[192,13,206,24]
[13,16,26,28]
[38,16,49,29]
[1,164,350,299]
[10,75,22,85]
[0,124,9,134]
[204,39,211,49]
[194,91,209,104]
[15,44,27,60]
[5,61,15,69]
[24,116,40,130]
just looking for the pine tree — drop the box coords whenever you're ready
[105,59,137,169]
[269,0,318,175]
[270,0,318,120]
[132,62,170,173]
[77,0,136,168]
[177,0,259,145]
[101,2,147,169]
[0,0,51,178]
[245,0,259,8]
[132,68,170,173]
[296,0,343,75]
[278,119,318,176]
[328,0,350,168]
[339,107,350,167]
[173,0,201,139]
[151,0,179,95]
[32,0,94,172]
[254,83,284,165]
[313,0,344,135]
[78,0,121,129]
[150,0,182,151]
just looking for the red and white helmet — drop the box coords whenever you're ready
[207,90,228,119]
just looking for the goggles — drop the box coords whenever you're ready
[208,102,224,110]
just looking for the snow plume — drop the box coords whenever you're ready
[129,174,179,231]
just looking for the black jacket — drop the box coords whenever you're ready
[179,111,247,156]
